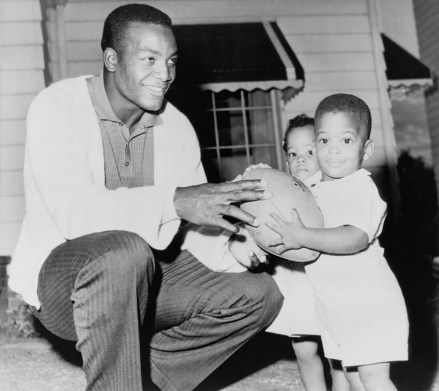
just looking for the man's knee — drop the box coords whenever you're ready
[239,272,283,329]
[100,231,155,277]
[71,232,155,331]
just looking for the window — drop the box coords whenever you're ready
[169,87,284,182]
[167,22,304,181]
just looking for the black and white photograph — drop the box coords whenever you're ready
[0,0,438,390]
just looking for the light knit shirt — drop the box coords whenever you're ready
[10,75,207,307]
[87,72,161,189]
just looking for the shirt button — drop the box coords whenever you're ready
[125,161,130,166]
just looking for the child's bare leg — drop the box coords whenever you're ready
[329,359,350,391]
[344,366,366,391]
[292,338,326,391]
[357,362,397,391]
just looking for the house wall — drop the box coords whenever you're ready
[412,0,439,223]
[379,0,433,166]
[53,0,394,169]
[0,0,397,256]
[0,0,46,255]
[379,0,420,57]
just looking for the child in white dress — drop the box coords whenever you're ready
[266,93,409,391]
[265,114,326,391]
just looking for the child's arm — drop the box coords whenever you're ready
[266,209,369,255]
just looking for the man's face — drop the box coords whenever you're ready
[112,22,178,112]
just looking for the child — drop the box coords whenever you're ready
[266,114,327,391]
[283,114,319,181]
[266,93,409,391]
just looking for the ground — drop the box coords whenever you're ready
[2,323,439,391]
[0,329,305,391]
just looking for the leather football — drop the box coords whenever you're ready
[241,167,324,262]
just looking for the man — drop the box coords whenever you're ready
[9,4,282,391]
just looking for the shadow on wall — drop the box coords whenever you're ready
[382,151,439,390]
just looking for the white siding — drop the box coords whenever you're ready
[0,1,45,255]
[60,0,390,176]
[3,0,398,253]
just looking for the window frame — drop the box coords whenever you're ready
[200,89,285,181]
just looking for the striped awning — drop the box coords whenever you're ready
[382,33,432,92]
[171,22,304,93]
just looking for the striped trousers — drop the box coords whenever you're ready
[36,231,283,391]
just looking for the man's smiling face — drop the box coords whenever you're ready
[112,22,178,112]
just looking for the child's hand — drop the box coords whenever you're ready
[265,209,306,254]
[228,225,269,269]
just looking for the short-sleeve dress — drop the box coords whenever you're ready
[266,259,320,337]
[304,169,409,366]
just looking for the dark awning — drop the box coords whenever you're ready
[172,22,304,93]
[382,33,432,91]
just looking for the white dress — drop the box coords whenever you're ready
[266,259,320,337]
[304,169,409,366]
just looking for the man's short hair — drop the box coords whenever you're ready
[101,3,173,54]
[314,93,372,140]
[282,114,315,152]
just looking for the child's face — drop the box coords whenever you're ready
[285,125,319,181]
[316,112,371,181]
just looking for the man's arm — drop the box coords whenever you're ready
[26,81,273,249]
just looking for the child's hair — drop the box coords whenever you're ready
[314,93,372,141]
[282,114,315,152]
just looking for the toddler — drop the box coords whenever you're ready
[266,94,409,391]
[266,114,326,391]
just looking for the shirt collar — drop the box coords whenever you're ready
[305,168,371,187]
[89,71,163,129]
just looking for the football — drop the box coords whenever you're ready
[241,167,324,262]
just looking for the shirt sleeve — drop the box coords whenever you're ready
[180,224,246,273]
[328,177,387,242]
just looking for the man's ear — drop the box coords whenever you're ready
[103,48,118,72]
[363,139,374,161]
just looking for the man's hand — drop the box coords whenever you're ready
[229,224,269,269]
[174,180,272,233]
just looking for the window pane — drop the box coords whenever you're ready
[247,108,274,145]
[215,90,242,109]
[219,148,248,181]
[248,90,271,107]
[247,90,274,145]
[217,111,245,146]
[201,148,249,182]
[250,146,278,168]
